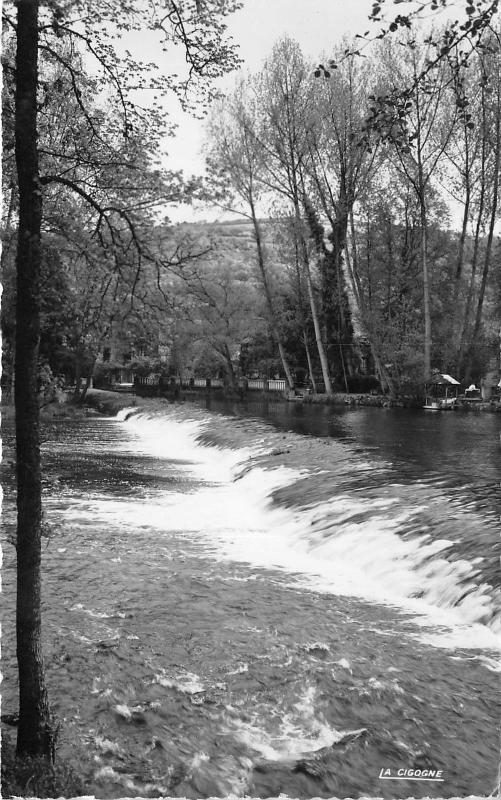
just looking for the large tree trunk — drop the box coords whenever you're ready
[345,213,397,398]
[328,185,352,363]
[304,253,333,395]
[414,82,431,381]
[14,0,55,760]
[457,87,487,375]
[458,173,485,374]
[465,89,501,382]
[293,210,333,395]
[249,199,294,389]
[222,343,239,392]
[453,117,472,295]
[304,192,354,382]
[303,330,317,393]
[420,201,431,381]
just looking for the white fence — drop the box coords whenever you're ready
[135,375,287,393]
[244,379,286,391]
[268,379,287,392]
[193,378,225,388]
[247,379,265,390]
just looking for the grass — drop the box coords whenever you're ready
[1,737,84,799]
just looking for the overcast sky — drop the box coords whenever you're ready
[148,1,373,220]
[127,0,452,222]
[170,4,371,167]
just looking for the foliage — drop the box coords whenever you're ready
[2,0,245,393]
[155,227,266,383]
[3,0,243,764]
[346,373,381,393]
[203,23,501,394]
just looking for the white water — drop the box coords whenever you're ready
[100,410,501,652]
[226,685,366,763]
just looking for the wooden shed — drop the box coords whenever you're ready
[424,373,460,411]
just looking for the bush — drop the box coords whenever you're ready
[128,357,166,377]
[37,360,64,406]
[92,361,119,389]
[346,373,381,394]
[1,738,84,799]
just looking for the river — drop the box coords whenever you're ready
[1,398,500,799]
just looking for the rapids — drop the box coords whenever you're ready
[1,399,500,798]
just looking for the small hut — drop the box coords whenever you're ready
[424,373,460,411]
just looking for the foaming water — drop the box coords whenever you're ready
[105,408,501,650]
[115,407,261,483]
[228,685,366,763]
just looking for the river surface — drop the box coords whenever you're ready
[2,398,501,799]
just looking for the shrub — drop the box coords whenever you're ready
[1,738,84,799]
[92,361,119,388]
[346,373,381,394]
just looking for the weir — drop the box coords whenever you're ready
[116,403,501,644]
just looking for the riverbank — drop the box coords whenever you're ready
[125,386,408,408]
[2,387,499,423]
[82,388,402,422]
[302,392,501,411]
[85,387,501,416]
[85,388,170,417]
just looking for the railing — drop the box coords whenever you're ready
[247,378,265,390]
[240,378,287,391]
[134,375,288,393]
[268,379,287,392]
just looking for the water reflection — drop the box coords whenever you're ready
[202,398,501,494]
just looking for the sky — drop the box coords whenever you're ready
[168,2,374,172]
[123,0,455,222]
